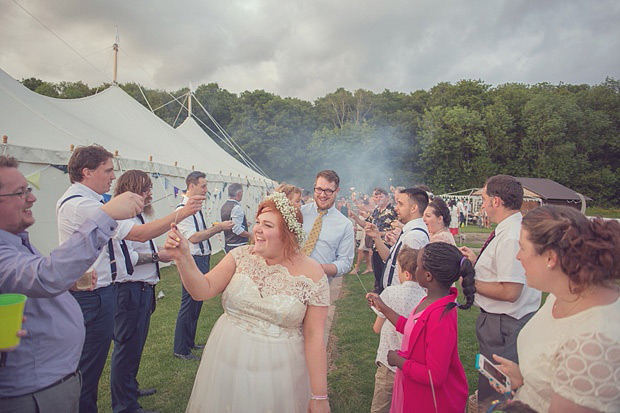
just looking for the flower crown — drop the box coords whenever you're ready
[265,191,307,245]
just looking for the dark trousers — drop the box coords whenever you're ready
[110,282,155,413]
[475,310,536,403]
[71,284,116,413]
[173,254,209,355]
[0,371,81,413]
[372,250,385,294]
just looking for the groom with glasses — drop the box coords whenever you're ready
[300,170,355,278]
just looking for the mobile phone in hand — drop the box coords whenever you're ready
[476,354,511,395]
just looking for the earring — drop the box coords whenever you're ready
[547,264,551,268]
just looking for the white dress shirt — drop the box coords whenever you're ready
[176,195,211,256]
[474,212,541,319]
[383,217,430,289]
[229,200,247,237]
[56,182,135,288]
[301,203,355,277]
[117,215,160,285]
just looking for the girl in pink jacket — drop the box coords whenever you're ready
[367,242,476,413]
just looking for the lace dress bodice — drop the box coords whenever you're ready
[223,246,330,341]
[515,294,620,412]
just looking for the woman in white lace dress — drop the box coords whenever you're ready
[165,192,330,412]
[490,206,620,412]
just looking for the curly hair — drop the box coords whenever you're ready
[255,199,304,260]
[522,205,620,294]
[420,242,476,314]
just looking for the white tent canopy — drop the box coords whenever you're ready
[0,68,274,255]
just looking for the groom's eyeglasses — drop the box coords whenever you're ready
[314,187,336,196]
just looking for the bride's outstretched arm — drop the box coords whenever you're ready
[303,305,330,413]
[165,224,236,301]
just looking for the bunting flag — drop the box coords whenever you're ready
[163,177,171,189]
[173,186,180,198]
[51,164,68,173]
[26,171,41,189]
[151,172,161,178]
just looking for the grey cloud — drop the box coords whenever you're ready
[1,0,618,100]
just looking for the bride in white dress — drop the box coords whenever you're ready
[165,192,331,413]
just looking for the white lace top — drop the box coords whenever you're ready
[515,293,620,412]
[223,246,330,341]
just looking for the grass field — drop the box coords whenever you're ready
[585,206,620,218]
[96,255,482,412]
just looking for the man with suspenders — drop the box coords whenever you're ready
[109,170,178,413]
[173,171,233,361]
[56,146,203,412]
[366,187,430,292]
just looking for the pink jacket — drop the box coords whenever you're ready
[395,287,468,413]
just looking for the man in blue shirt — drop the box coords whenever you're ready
[0,155,143,412]
[300,170,355,278]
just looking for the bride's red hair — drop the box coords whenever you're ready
[255,199,303,260]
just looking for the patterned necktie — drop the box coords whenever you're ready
[477,230,496,259]
[302,209,327,255]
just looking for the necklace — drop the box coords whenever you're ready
[552,286,595,318]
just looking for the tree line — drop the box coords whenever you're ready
[21,77,620,206]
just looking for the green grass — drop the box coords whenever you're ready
[585,207,620,219]
[95,255,483,412]
[459,224,495,233]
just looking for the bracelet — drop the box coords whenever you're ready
[311,394,329,401]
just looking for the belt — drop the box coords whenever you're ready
[115,281,155,291]
[0,371,79,399]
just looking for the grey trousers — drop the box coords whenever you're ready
[0,371,81,413]
[475,310,535,404]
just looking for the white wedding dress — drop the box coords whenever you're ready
[186,246,330,413]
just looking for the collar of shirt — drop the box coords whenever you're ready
[0,229,29,249]
[72,182,105,202]
[316,204,337,215]
[495,211,522,236]
[402,217,425,233]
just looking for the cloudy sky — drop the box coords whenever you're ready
[2,0,618,100]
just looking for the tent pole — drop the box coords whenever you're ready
[188,84,192,118]
[113,26,119,85]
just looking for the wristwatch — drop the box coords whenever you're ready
[152,252,160,263]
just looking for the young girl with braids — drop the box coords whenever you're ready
[367,242,476,413]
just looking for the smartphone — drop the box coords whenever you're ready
[475,354,511,395]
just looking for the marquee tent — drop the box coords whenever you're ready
[0,68,274,255]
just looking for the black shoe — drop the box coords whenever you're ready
[174,353,200,361]
[131,409,160,413]
[193,344,204,349]
[137,387,156,398]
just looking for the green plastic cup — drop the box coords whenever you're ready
[0,293,27,348]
